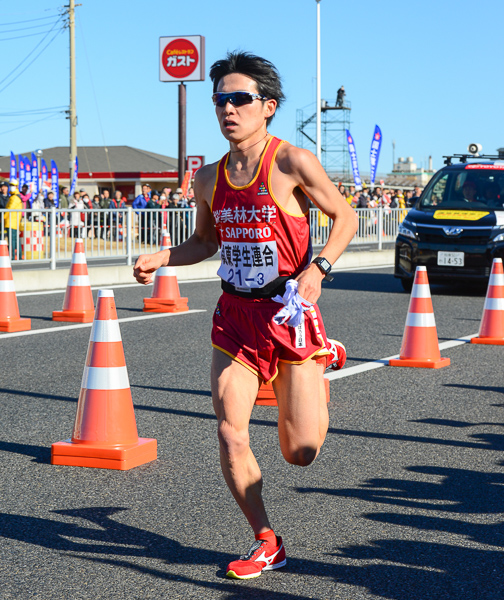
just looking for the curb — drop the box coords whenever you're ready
[12,250,394,293]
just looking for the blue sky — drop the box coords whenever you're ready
[0,0,502,176]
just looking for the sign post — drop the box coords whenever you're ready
[159,35,205,187]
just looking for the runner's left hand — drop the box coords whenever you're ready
[295,264,324,304]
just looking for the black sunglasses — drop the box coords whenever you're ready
[212,91,268,108]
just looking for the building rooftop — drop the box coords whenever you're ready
[0,146,178,175]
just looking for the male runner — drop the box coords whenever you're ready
[134,51,358,579]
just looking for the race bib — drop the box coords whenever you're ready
[217,222,279,291]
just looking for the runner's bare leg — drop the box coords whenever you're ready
[211,349,271,534]
[273,358,329,466]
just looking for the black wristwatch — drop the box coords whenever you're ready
[312,256,334,281]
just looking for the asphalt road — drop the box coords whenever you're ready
[0,268,503,600]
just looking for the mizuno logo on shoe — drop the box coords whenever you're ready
[255,544,282,566]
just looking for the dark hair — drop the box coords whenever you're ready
[209,51,285,126]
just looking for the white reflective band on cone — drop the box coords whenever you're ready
[81,366,129,390]
[484,297,504,311]
[411,283,431,298]
[0,280,15,292]
[68,275,91,287]
[0,256,11,268]
[405,312,436,328]
[98,289,114,298]
[156,266,177,277]
[71,253,87,264]
[488,273,504,287]
[89,320,122,343]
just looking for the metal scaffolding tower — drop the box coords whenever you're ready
[296,101,352,180]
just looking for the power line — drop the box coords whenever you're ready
[0,112,62,137]
[0,14,59,27]
[76,12,114,177]
[0,110,65,122]
[0,115,61,124]
[0,27,62,42]
[0,106,67,117]
[0,21,61,34]
[0,17,64,92]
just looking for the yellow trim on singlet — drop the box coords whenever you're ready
[267,140,310,218]
[210,158,223,213]
[223,136,275,190]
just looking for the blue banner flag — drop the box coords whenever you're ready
[369,125,382,187]
[24,157,31,200]
[345,130,362,190]
[31,152,39,201]
[69,156,78,195]
[19,156,25,189]
[9,152,17,183]
[41,158,48,197]
[51,160,59,207]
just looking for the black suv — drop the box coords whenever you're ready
[394,153,504,291]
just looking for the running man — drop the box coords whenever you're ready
[133,51,358,579]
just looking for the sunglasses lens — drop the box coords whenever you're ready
[213,92,255,107]
[233,92,254,106]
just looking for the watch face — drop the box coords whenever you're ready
[319,258,331,272]
[314,257,331,274]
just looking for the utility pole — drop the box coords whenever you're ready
[315,0,322,163]
[68,0,78,183]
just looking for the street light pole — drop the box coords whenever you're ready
[69,0,77,183]
[316,0,322,164]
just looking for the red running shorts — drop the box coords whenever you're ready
[211,291,330,384]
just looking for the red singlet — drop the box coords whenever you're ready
[210,136,330,382]
[211,136,312,294]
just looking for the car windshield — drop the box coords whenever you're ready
[419,166,504,210]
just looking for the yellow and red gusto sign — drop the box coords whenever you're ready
[433,210,489,221]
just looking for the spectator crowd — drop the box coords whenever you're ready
[0,180,197,258]
[1,177,421,259]
[336,183,423,210]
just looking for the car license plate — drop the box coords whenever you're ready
[437,251,464,266]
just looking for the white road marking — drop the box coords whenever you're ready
[325,333,478,380]
[0,310,206,340]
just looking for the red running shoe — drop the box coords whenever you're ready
[325,338,347,371]
[226,536,287,579]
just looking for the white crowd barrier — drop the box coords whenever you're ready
[0,206,404,269]
[309,206,409,249]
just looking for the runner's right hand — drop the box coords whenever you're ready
[133,251,169,285]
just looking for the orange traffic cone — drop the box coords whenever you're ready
[471,258,504,345]
[51,289,157,470]
[255,357,330,406]
[0,240,31,332]
[143,230,188,313]
[53,239,94,323]
[389,266,450,368]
